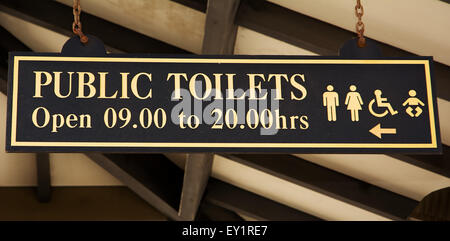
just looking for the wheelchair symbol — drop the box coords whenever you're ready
[368,90,398,118]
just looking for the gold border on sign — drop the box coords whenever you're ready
[10,56,437,149]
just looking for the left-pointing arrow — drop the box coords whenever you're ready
[369,123,397,139]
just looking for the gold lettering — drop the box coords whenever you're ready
[32,107,50,128]
[76,72,96,98]
[53,72,72,98]
[120,73,130,99]
[98,72,117,99]
[33,71,52,98]
[290,115,299,130]
[167,73,188,100]
[131,72,152,99]
[268,74,289,100]
[51,114,65,133]
[300,115,309,129]
[290,74,307,101]
[275,109,287,129]
[213,73,224,99]
[248,74,267,100]
[79,114,92,128]
[178,112,186,129]
[66,114,78,128]
[189,73,212,100]
[187,115,200,129]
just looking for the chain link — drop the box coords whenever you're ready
[72,0,88,44]
[355,0,365,47]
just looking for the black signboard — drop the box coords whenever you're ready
[5,53,441,153]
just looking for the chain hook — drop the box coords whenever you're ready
[72,0,88,44]
[355,0,366,47]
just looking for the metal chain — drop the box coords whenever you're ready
[355,0,365,47]
[72,0,88,44]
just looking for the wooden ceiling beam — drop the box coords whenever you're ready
[205,178,322,221]
[173,0,450,101]
[225,154,419,220]
[0,0,190,54]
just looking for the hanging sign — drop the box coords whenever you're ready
[5,53,441,153]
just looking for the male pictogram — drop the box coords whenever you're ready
[344,85,363,122]
[323,85,339,121]
[368,89,398,117]
[402,90,425,117]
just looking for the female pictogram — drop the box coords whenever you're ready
[344,85,363,122]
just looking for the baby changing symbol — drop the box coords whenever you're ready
[402,90,425,117]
